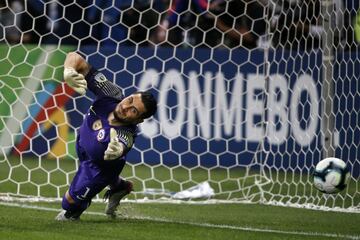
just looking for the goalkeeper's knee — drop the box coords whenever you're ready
[61,192,90,218]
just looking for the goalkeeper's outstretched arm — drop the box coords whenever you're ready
[63,52,123,99]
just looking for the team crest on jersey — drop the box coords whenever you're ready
[97,129,105,141]
[94,72,107,83]
[92,120,102,131]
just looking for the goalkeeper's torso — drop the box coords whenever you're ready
[77,96,137,166]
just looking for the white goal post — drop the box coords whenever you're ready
[0,0,359,212]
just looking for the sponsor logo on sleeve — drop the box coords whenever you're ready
[94,73,107,83]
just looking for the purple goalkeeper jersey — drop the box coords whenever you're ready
[67,65,138,204]
[76,67,138,174]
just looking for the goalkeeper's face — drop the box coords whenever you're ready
[113,94,146,125]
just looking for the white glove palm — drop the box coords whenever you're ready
[104,128,124,161]
[64,67,87,95]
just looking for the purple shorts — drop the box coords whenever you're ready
[69,136,126,203]
[68,160,124,203]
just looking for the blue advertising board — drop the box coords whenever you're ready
[27,46,359,177]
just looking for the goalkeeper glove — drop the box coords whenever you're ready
[104,128,124,161]
[64,67,87,95]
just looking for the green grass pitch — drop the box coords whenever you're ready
[1,156,359,240]
[0,200,359,240]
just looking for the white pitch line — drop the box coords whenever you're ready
[0,201,359,240]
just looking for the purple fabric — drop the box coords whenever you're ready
[85,67,124,100]
[67,160,125,203]
[63,66,138,215]
[77,96,138,163]
[61,194,88,212]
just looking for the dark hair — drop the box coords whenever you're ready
[137,91,157,119]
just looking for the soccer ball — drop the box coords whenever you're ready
[313,157,350,194]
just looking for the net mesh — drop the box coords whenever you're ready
[0,0,359,212]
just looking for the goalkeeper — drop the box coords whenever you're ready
[55,52,157,220]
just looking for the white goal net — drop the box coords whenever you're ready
[0,0,359,212]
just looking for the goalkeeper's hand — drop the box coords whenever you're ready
[104,128,124,161]
[64,67,87,95]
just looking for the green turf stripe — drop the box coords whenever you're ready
[0,202,359,240]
